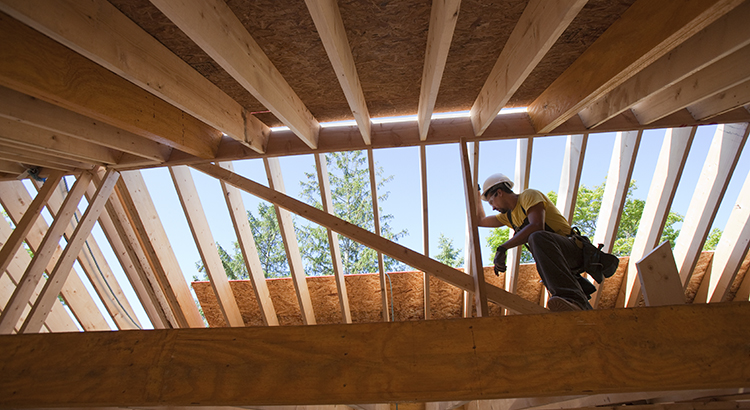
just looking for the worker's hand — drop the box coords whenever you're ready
[493,245,507,275]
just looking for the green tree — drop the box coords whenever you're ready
[703,228,722,250]
[435,233,463,267]
[298,151,407,275]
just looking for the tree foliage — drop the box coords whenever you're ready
[435,233,463,267]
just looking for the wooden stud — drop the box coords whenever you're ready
[150,0,320,149]
[218,162,278,326]
[461,142,479,318]
[635,241,686,306]
[19,170,120,333]
[688,78,750,121]
[507,137,533,309]
[0,12,221,159]
[192,163,547,314]
[528,0,744,133]
[306,0,371,145]
[314,154,351,324]
[420,145,430,319]
[470,0,586,136]
[556,134,587,222]
[170,166,244,327]
[1,303,748,406]
[418,0,461,141]
[624,127,695,308]
[632,44,750,125]
[673,123,749,287]
[263,158,316,325]
[579,1,750,129]
[0,172,92,334]
[367,148,390,321]
[460,139,488,317]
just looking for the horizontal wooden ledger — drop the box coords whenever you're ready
[1,303,749,407]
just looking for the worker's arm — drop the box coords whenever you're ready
[476,188,502,227]
[499,202,546,249]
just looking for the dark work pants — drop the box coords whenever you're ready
[527,230,591,310]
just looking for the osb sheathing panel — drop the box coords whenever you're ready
[107,0,635,127]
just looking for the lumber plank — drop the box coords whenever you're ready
[263,158,316,325]
[306,0,371,145]
[418,0,461,141]
[192,163,547,315]
[0,0,266,153]
[1,303,749,406]
[673,123,749,287]
[420,145,430,319]
[688,78,750,120]
[555,134,587,222]
[623,127,695,308]
[470,0,586,136]
[579,1,750,128]
[315,153,351,324]
[367,148,390,321]
[528,0,744,133]
[150,0,320,149]
[459,139,488,316]
[506,138,534,309]
[0,11,221,159]
[635,241,685,306]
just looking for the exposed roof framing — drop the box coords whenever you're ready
[2,0,750,408]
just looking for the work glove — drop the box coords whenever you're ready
[493,245,507,276]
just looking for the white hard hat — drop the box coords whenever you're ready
[481,173,514,201]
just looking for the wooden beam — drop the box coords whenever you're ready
[528,0,744,133]
[19,170,120,333]
[459,139,488,316]
[0,158,26,175]
[150,0,320,149]
[688,78,750,120]
[0,170,62,277]
[0,172,92,334]
[470,0,586,136]
[0,11,221,159]
[418,0,461,141]
[556,134,587,222]
[632,43,750,125]
[673,123,749,287]
[263,158,316,325]
[0,142,94,172]
[579,1,750,129]
[420,145,430,319]
[0,0,267,153]
[0,86,170,163]
[218,162,278,326]
[306,0,371,145]
[117,170,205,328]
[192,163,547,315]
[696,167,750,303]
[636,241,686,306]
[314,154,351,324]
[507,137,533,308]
[461,142,479,317]
[2,303,749,406]
[501,389,745,410]
[367,148,390,321]
[0,180,110,331]
[623,127,695,308]
[170,166,244,327]
[593,131,642,252]
[0,116,121,165]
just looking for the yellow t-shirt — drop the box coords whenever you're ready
[495,189,571,236]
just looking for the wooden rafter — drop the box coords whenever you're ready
[470,0,586,136]
[673,123,749,288]
[263,158,316,325]
[461,141,479,318]
[0,0,268,153]
[418,0,461,141]
[556,134,587,222]
[420,145,430,319]
[218,162,278,327]
[0,172,92,334]
[367,148,390,321]
[314,153,352,324]
[688,78,750,121]
[459,139,488,316]
[623,127,695,308]
[1,303,748,406]
[19,169,120,334]
[579,1,750,129]
[306,0,371,145]
[0,12,221,160]
[170,166,244,327]
[507,137,533,308]
[150,0,320,149]
[632,43,750,125]
[528,0,744,133]
[192,162,546,314]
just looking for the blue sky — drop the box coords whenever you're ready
[25,121,750,329]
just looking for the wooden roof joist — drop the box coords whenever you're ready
[1,302,748,407]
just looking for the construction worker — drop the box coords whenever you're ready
[476,173,618,312]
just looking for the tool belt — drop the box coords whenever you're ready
[569,227,620,284]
